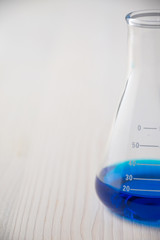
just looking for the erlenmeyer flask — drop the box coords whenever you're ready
[96,10,160,222]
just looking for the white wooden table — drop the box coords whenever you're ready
[0,1,160,240]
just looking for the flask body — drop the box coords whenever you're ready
[96,10,160,222]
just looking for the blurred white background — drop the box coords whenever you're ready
[0,0,159,136]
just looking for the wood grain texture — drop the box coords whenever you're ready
[1,76,160,240]
[0,2,160,240]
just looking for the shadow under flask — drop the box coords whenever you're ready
[95,10,160,223]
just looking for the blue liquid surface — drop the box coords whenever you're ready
[95,160,160,223]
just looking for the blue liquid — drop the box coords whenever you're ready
[95,160,160,223]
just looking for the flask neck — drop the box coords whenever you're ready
[128,26,160,75]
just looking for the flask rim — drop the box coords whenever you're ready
[126,10,160,28]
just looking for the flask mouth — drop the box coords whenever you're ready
[126,10,160,28]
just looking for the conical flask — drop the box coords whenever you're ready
[96,10,160,223]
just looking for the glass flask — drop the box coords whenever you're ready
[95,10,160,223]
